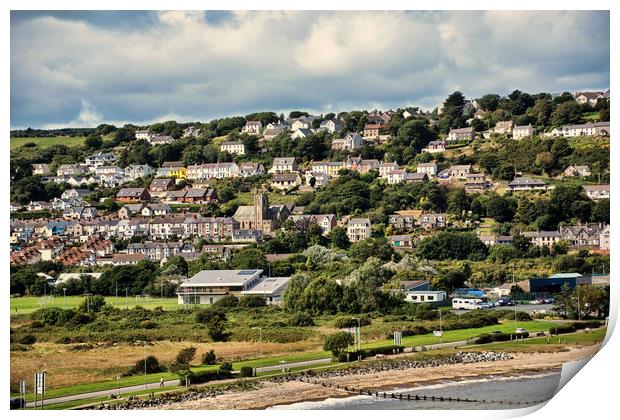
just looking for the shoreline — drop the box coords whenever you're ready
[148,344,599,410]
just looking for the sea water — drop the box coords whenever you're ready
[270,372,561,410]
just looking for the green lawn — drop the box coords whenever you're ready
[469,327,607,351]
[362,320,560,350]
[10,296,180,315]
[10,136,86,150]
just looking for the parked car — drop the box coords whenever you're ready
[497,298,510,306]
[540,297,555,304]
[529,299,542,305]
[515,328,528,334]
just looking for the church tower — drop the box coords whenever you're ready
[253,191,269,229]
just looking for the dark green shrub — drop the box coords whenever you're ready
[79,295,107,313]
[219,361,233,371]
[211,295,239,310]
[289,312,315,327]
[123,355,163,376]
[175,346,197,366]
[187,369,234,384]
[30,307,73,326]
[140,320,157,329]
[239,366,254,377]
[238,295,266,308]
[550,324,575,335]
[571,321,602,330]
[334,316,371,329]
[201,350,217,365]
[475,333,492,344]
[18,334,36,345]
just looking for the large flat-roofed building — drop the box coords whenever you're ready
[177,269,264,304]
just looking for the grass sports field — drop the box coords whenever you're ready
[10,296,180,315]
[10,136,86,150]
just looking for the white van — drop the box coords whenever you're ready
[452,298,483,310]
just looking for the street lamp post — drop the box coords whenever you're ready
[62,288,67,310]
[252,327,262,375]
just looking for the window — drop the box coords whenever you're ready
[209,297,213,304]
[428,295,434,301]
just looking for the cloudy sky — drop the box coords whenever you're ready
[10,10,609,129]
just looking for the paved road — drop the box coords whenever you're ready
[25,357,334,408]
[452,303,554,315]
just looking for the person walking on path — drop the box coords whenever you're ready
[159,377,165,388]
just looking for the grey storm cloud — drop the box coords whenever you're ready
[10,10,609,128]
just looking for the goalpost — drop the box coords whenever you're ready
[38,295,54,306]
[135,294,152,304]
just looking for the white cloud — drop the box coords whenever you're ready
[11,10,609,128]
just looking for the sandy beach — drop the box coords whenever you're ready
[155,344,600,410]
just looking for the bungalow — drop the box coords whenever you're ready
[220,141,246,155]
[447,127,475,142]
[448,165,472,180]
[379,162,399,178]
[135,130,152,141]
[182,188,218,204]
[583,184,609,201]
[62,206,97,220]
[347,218,372,242]
[513,124,536,140]
[388,210,423,230]
[183,126,202,138]
[417,162,438,176]
[464,173,489,192]
[242,120,263,135]
[163,190,188,203]
[141,203,172,217]
[32,163,51,176]
[125,164,155,180]
[10,202,23,213]
[332,132,364,151]
[27,201,51,211]
[563,165,591,177]
[478,235,513,246]
[389,235,413,249]
[148,134,174,145]
[118,203,145,219]
[271,173,302,191]
[61,188,91,200]
[574,91,603,106]
[493,120,513,135]
[57,164,85,177]
[116,188,151,203]
[422,140,447,153]
[362,124,385,139]
[289,214,336,234]
[232,229,263,243]
[319,119,342,133]
[418,212,446,230]
[291,128,312,139]
[404,173,428,183]
[508,177,547,192]
[86,152,117,168]
[357,159,381,174]
[239,162,265,177]
[95,165,124,176]
[305,171,329,188]
[268,157,298,174]
[522,230,561,248]
[149,178,174,195]
[405,290,447,305]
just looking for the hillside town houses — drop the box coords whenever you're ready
[10,100,612,276]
